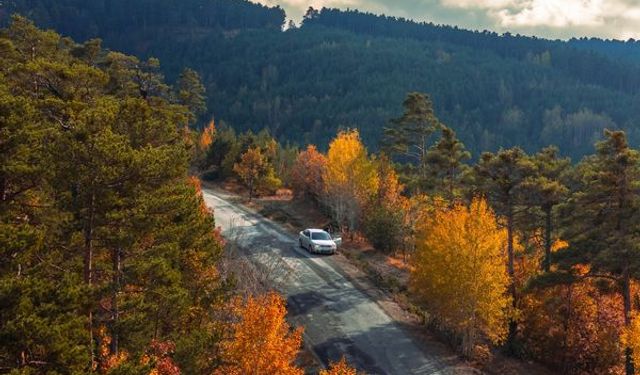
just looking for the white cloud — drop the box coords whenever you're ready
[440,0,521,10]
[440,0,640,37]
[255,0,374,20]
[495,0,605,28]
[253,0,640,39]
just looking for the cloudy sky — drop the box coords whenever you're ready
[254,0,640,40]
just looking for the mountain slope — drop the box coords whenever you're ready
[3,1,640,159]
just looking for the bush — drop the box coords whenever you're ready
[257,168,283,196]
[362,205,404,254]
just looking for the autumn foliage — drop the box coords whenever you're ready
[323,130,378,233]
[521,282,624,374]
[319,357,360,375]
[291,145,327,201]
[199,120,216,151]
[233,146,268,201]
[143,341,181,375]
[623,314,640,369]
[215,292,303,375]
[410,198,512,357]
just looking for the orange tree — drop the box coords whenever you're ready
[233,146,267,201]
[215,292,303,375]
[320,357,360,375]
[290,145,327,202]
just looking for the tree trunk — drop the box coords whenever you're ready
[84,192,96,368]
[462,325,476,359]
[1,175,6,202]
[561,285,573,374]
[111,247,121,356]
[448,167,455,202]
[543,205,552,272]
[623,268,635,375]
[506,207,518,350]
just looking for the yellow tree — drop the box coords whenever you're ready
[624,314,640,368]
[362,157,406,253]
[410,198,512,357]
[233,146,267,201]
[374,155,404,208]
[323,130,378,234]
[215,292,303,375]
[319,357,360,375]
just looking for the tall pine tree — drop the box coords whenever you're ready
[557,130,640,375]
[473,147,535,350]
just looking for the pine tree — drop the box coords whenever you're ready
[0,18,225,373]
[424,125,471,201]
[473,147,535,349]
[520,146,570,272]
[557,130,640,375]
[382,92,441,192]
[176,67,207,124]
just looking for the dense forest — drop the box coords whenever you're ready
[0,17,361,374]
[203,89,640,375]
[3,0,640,159]
[4,7,640,375]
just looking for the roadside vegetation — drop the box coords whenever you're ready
[200,90,640,374]
[3,12,640,375]
[0,18,360,374]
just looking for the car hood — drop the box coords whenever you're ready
[311,239,335,246]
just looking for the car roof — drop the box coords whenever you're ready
[306,228,326,233]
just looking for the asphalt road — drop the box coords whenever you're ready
[203,188,467,375]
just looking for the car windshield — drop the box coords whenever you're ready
[311,232,332,240]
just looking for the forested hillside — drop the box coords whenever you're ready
[3,1,640,159]
[4,9,640,375]
[1,17,358,374]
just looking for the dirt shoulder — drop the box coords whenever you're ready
[206,180,555,375]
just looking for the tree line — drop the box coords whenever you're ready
[211,91,640,374]
[4,0,640,160]
[0,17,363,375]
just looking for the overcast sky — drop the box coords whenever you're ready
[254,0,640,40]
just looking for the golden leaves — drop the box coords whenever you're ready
[324,129,378,203]
[215,292,303,375]
[410,198,512,357]
[199,120,216,151]
[319,357,361,375]
[622,314,640,366]
[97,326,129,373]
[291,145,327,199]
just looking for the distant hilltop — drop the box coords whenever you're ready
[4,0,640,159]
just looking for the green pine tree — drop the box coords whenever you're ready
[520,146,570,272]
[424,125,471,201]
[473,147,535,350]
[383,92,441,192]
[557,130,640,375]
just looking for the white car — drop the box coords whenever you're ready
[299,229,341,254]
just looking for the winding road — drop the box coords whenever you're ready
[203,188,469,375]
